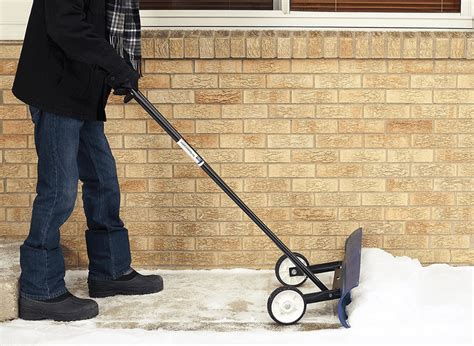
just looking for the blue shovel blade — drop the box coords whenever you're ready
[337,228,362,328]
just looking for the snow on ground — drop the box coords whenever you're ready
[0,248,472,345]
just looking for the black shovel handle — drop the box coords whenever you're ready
[130,89,329,292]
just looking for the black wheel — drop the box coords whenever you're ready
[267,286,306,325]
[275,252,309,287]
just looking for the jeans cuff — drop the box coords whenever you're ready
[20,287,68,301]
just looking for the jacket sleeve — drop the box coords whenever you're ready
[44,0,130,77]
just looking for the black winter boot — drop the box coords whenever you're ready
[88,269,163,298]
[19,291,99,321]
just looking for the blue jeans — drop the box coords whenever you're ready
[20,106,131,300]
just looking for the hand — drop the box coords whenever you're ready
[106,66,140,103]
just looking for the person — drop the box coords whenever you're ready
[12,0,163,322]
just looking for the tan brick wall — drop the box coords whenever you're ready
[0,31,473,267]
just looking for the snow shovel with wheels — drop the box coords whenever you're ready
[129,89,363,328]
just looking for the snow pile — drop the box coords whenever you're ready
[347,248,473,343]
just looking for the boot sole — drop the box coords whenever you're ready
[19,305,98,322]
[89,286,163,298]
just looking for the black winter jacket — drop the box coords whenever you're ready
[13,0,132,121]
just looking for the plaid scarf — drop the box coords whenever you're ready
[106,0,142,75]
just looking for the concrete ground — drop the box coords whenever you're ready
[0,239,340,331]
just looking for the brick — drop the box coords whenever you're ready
[291,60,338,73]
[197,237,241,251]
[293,89,338,103]
[363,164,410,177]
[340,60,385,73]
[339,120,384,133]
[154,38,169,58]
[434,178,474,191]
[459,106,474,118]
[0,165,28,178]
[217,252,263,266]
[362,193,408,206]
[317,135,363,148]
[268,74,313,88]
[315,74,361,88]
[4,150,37,163]
[139,75,170,89]
[323,33,338,58]
[199,37,215,58]
[436,149,474,162]
[292,208,337,221]
[145,60,192,73]
[431,236,470,249]
[387,60,433,73]
[174,223,219,236]
[412,105,457,119]
[406,221,451,235]
[0,105,28,119]
[221,164,266,178]
[243,60,290,73]
[261,35,277,58]
[419,32,434,58]
[5,179,36,193]
[222,105,267,119]
[0,135,28,148]
[370,32,385,58]
[339,178,385,192]
[125,164,172,178]
[269,104,314,118]
[454,222,474,235]
[386,207,431,220]
[387,32,402,58]
[149,208,195,221]
[2,121,34,135]
[215,37,230,58]
[221,193,266,208]
[195,60,242,73]
[317,164,362,178]
[314,193,360,206]
[412,134,455,148]
[244,178,290,192]
[184,36,199,58]
[458,75,474,88]
[435,120,474,133]
[387,90,432,104]
[269,193,313,207]
[0,45,22,58]
[384,235,429,249]
[0,195,30,207]
[434,90,474,104]
[340,207,383,221]
[219,74,266,89]
[292,149,337,163]
[435,60,474,73]
[307,32,323,57]
[411,75,456,88]
[220,134,265,148]
[387,120,432,133]
[292,179,338,192]
[387,178,432,192]
[197,178,241,192]
[245,149,290,163]
[267,135,313,148]
[124,134,170,148]
[412,164,456,177]
[148,90,194,104]
[365,134,410,148]
[244,119,290,133]
[457,192,474,206]
[340,149,386,162]
[317,105,362,119]
[196,89,241,104]
[402,32,418,58]
[451,250,474,264]
[292,120,337,133]
[171,75,217,89]
[363,74,409,88]
[387,149,433,162]
[277,36,291,58]
[196,120,242,133]
[269,164,314,177]
[126,193,173,207]
[410,192,454,206]
[290,236,336,250]
[244,90,290,104]
[433,207,472,221]
[197,208,242,221]
[173,104,221,119]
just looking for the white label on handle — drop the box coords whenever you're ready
[177,139,204,166]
